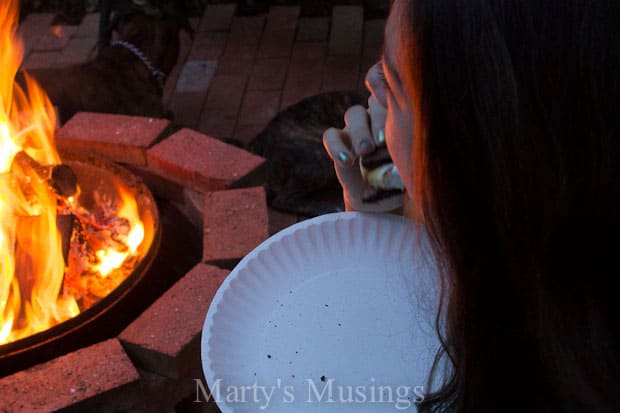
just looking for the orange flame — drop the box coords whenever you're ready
[94,185,145,277]
[0,0,79,345]
[1,0,148,346]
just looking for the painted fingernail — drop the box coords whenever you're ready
[337,152,350,164]
[359,138,372,154]
[377,129,386,144]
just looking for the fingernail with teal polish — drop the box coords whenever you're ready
[337,152,350,164]
[359,138,372,153]
[377,129,386,144]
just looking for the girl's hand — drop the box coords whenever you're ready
[323,96,404,212]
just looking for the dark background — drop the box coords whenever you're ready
[20,0,390,22]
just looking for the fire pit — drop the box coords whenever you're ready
[0,0,188,376]
[0,153,162,375]
[0,0,268,410]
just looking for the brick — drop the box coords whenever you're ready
[57,37,95,66]
[321,71,360,92]
[248,57,289,91]
[363,19,386,60]
[198,109,238,140]
[289,42,326,75]
[120,264,229,379]
[257,28,295,58]
[237,90,280,128]
[203,74,247,112]
[203,187,269,267]
[198,3,237,32]
[361,54,379,77]
[321,55,361,92]
[140,369,215,412]
[268,207,298,235]
[169,91,207,129]
[33,25,78,52]
[233,123,265,149]
[75,12,101,38]
[215,50,255,76]
[181,189,206,231]
[328,6,364,56]
[146,128,266,192]
[0,339,142,413]
[266,6,300,31]
[281,72,322,109]
[164,30,194,106]
[228,16,265,46]
[175,60,218,93]
[189,31,228,60]
[56,112,170,166]
[297,17,330,42]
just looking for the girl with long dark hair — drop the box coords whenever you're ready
[324,0,620,411]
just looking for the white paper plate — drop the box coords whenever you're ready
[201,212,443,412]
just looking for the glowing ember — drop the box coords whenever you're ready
[0,0,147,345]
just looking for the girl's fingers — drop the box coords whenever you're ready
[344,105,375,156]
[367,95,387,146]
[323,127,355,167]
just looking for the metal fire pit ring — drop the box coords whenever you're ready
[0,153,161,376]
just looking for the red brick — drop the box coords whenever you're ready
[181,189,206,231]
[203,187,269,267]
[189,31,228,60]
[321,70,361,92]
[215,50,255,76]
[198,3,237,32]
[268,207,298,235]
[281,72,322,109]
[0,339,142,413]
[266,6,300,31]
[228,16,265,46]
[363,19,386,60]
[146,128,266,192]
[75,12,101,38]
[257,28,295,58]
[289,42,326,75]
[238,90,280,128]
[163,30,194,106]
[297,17,330,42]
[120,264,229,379]
[360,55,379,77]
[140,369,215,412]
[56,112,170,166]
[203,74,247,112]
[321,55,361,92]
[33,25,78,52]
[169,91,207,129]
[328,6,364,56]
[233,123,265,149]
[198,109,238,140]
[248,57,289,91]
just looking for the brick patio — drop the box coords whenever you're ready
[1,5,387,411]
[18,4,386,147]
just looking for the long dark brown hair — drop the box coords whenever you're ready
[399,0,620,411]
